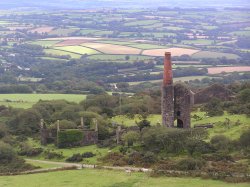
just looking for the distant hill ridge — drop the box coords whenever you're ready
[0,0,249,9]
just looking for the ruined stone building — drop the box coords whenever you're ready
[40,118,98,147]
[161,52,193,128]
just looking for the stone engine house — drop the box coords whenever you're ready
[162,52,193,128]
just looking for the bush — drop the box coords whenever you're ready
[66,153,83,162]
[202,153,234,162]
[177,158,205,171]
[210,135,232,152]
[82,152,96,158]
[44,150,64,159]
[186,139,214,156]
[0,141,36,173]
[18,143,43,157]
[239,129,250,150]
[0,141,16,163]
[143,151,157,164]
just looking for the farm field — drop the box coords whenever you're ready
[192,51,240,59]
[82,43,142,55]
[182,39,215,45]
[49,28,79,36]
[127,76,208,85]
[0,94,87,109]
[29,27,54,34]
[55,39,90,46]
[1,169,248,187]
[88,54,153,61]
[127,43,168,50]
[54,46,100,55]
[44,49,82,58]
[142,48,200,56]
[207,66,250,74]
[29,40,61,47]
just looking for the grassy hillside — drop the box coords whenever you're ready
[0,169,249,187]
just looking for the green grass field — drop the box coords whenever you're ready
[127,76,208,85]
[54,46,100,55]
[27,138,110,165]
[88,54,153,61]
[29,40,61,47]
[49,28,79,36]
[25,160,63,169]
[182,39,215,45]
[44,49,82,58]
[0,169,248,187]
[192,51,240,59]
[0,94,86,108]
[124,20,159,26]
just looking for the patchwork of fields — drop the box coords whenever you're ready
[32,37,241,61]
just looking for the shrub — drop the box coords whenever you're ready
[239,129,250,150]
[44,150,64,159]
[143,151,157,164]
[82,152,96,158]
[0,141,16,163]
[210,135,232,152]
[202,153,234,162]
[186,139,214,156]
[66,153,83,162]
[18,143,43,157]
[0,141,36,173]
[177,158,205,171]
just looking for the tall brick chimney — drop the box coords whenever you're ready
[163,52,173,86]
[162,52,174,127]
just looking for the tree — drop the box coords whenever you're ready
[203,98,224,116]
[239,129,250,150]
[0,141,16,163]
[136,114,151,131]
[125,55,130,61]
[8,109,42,135]
[122,131,140,147]
[238,89,250,103]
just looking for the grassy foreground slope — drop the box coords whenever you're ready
[0,169,249,187]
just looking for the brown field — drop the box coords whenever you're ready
[55,39,90,46]
[82,43,142,54]
[43,37,101,41]
[142,48,200,57]
[29,27,54,34]
[207,66,250,74]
